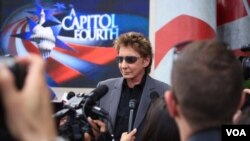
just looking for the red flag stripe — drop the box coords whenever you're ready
[155,15,215,68]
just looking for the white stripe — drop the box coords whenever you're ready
[154,0,216,31]
[217,16,250,49]
[153,48,175,85]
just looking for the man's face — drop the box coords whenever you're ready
[117,46,149,81]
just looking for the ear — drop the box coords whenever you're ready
[164,90,178,118]
[143,57,150,67]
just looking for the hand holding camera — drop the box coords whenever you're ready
[0,54,57,141]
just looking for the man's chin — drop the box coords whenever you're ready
[122,74,132,79]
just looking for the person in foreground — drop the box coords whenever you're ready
[0,54,57,141]
[165,40,245,141]
[88,31,170,141]
[0,54,92,141]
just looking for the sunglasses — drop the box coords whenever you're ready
[116,56,141,64]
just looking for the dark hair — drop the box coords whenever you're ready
[113,32,153,74]
[141,97,180,141]
[172,40,243,129]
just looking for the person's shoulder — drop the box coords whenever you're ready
[99,77,123,85]
[148,76,170,87]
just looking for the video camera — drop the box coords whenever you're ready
[0,56,27,141]
[54,85,110,141]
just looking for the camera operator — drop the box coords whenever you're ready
[0,54,78,141]
[0,54,98,141]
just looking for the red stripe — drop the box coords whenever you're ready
[21,22,40,54]
[233,48,250,57]
[155,15,215,68]
[47,57,82,84]
[55,43,116,65]
[47,44,116,83]
[8,20,27,55]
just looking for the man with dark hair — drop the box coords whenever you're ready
[165,40,245,141]
[89,32,169,141]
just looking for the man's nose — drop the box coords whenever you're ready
[120,60,128,68]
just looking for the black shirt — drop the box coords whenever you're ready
[113,75,146,141]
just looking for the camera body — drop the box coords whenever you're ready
[56,93,108,141]
[0,56,27,141]
[0,57,27,89]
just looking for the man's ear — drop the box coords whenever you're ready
[143,57,150,67]
[164,90,179,118]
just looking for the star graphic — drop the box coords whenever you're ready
[54,2,66,10]
[13,3,75,58]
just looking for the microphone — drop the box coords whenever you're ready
[83,85,109,119]
[65,85,108,108]
[86,85,109,105]
[62,91,75,105]
[150,91,159,101]
[128,99,137,132]
[52,91,76,113]
[67,91,76,99]
[53,86,109,120]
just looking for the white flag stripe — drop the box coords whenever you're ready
[154,48,175,85]
[155,0,216,31]
[218,16,250,49]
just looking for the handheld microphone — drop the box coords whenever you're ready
[128,99,137,132]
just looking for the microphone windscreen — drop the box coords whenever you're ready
[89,85,109,102]
[150,91,159,100]
[129,99,137,109]
[67,91,75,100]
